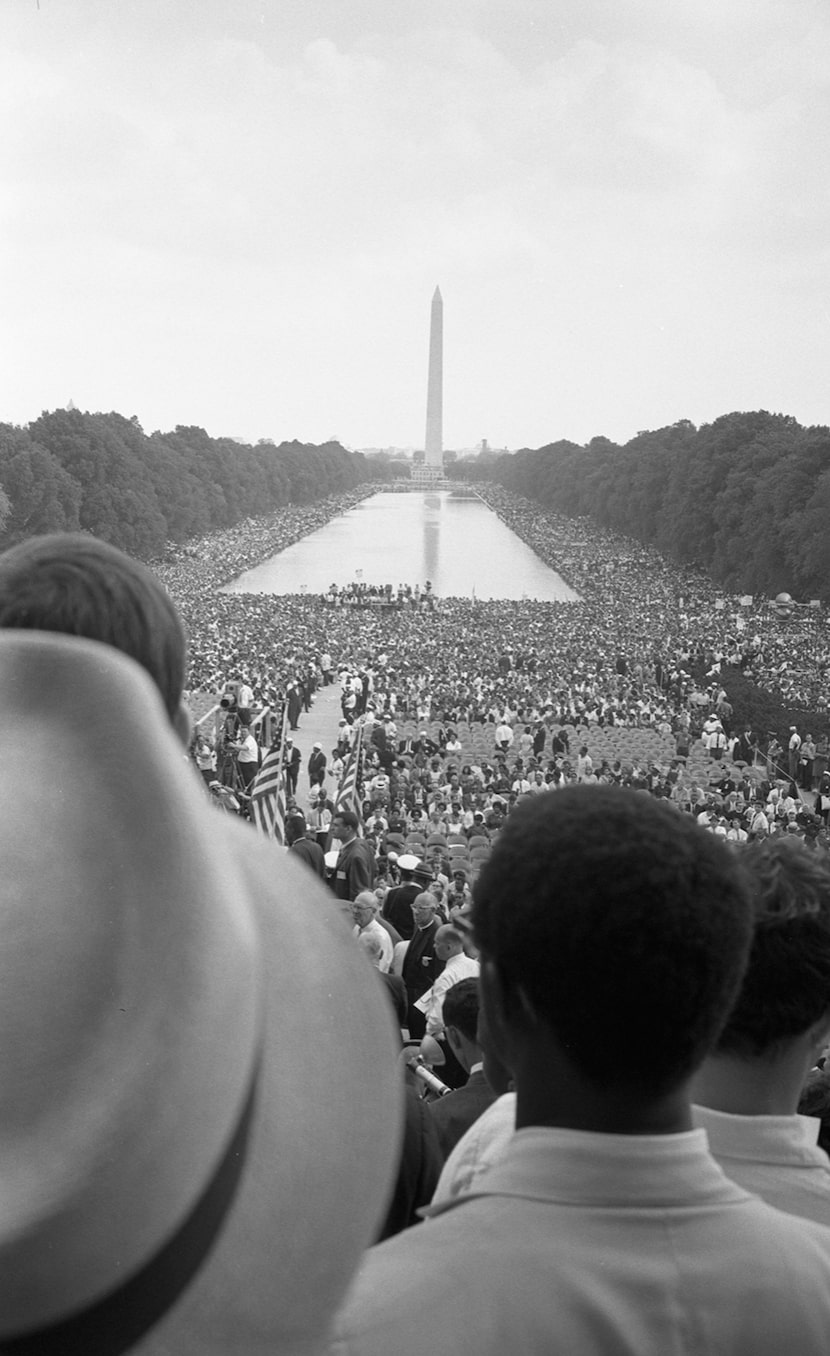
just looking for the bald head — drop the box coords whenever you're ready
[411,892,438,928]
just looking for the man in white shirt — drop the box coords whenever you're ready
[231,723,259,792]
[330,787,830,1356]
[418,926,480,1039]
[351,893,393,974]
[692,837,830,1225]
[494,720,513,753]
[789,725,803,781]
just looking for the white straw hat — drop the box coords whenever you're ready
[0,631,401,1352]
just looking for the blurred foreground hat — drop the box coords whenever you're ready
[396,854,421,872]
[0,632,401,1353]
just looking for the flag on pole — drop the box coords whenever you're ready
[250,702,288,842]
[335,720,364,817]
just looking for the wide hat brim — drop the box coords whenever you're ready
[0,632,402,1353]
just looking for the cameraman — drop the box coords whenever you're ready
[230,723,260,793]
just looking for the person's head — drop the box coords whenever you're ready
[712,838,830,1057]
[332,809,359,842]
[411,892,438,928]
[442,978,482,1072]
[396,854,419,880]
[0,533,189,738]
[473,786,752,1100]
[434,925,465,963]
[351,891,378,928]
[356,931,384,968]
[285,813,308,847]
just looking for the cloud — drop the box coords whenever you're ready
[2,1,830,445]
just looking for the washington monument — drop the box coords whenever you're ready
[424,285,443,471]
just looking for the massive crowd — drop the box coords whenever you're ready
[6,514,830,1351]
[153,481,830,851]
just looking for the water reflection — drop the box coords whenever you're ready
[221,490,579,602]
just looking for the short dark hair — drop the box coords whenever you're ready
[715,839,830,1056]
[472,786,752,1096]
[0,533,186,720]
[334,809,360,833]
[285,813,307,847]
[442,977,480,1044]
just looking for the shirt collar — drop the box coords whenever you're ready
[692,1104,823,1164]
[424,1125,749,1218]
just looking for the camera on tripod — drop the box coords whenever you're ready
[220,682,240,711]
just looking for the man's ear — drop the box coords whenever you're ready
[174,699,194,748]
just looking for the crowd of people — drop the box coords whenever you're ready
[5,517,830,1351]
[324,581,435,608]
[150,483,830,857]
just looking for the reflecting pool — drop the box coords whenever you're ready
[221,490,579,602]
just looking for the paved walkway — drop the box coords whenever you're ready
[286,681,344,808]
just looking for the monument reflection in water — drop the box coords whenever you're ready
[220,491,579,603]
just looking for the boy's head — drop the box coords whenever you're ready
[714,838,830,1057]
[0,533,187,732]
[473,786,753,1098]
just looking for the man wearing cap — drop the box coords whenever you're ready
[382,856,422,940]
[308,742,327,789]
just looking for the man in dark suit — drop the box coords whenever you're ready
[284,737,301,797]
[427,978,497,1159]
[402,893,444,1039]
[382,855,422,940]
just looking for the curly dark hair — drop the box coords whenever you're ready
[472,785,753,1095]
[715,838,830,1056]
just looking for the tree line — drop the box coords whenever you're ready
[0,409,395,559]
[455,410,830,603]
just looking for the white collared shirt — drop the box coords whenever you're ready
[331,1126,830,1356]
[692,1104,830,1226]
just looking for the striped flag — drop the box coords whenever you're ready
[250,703,288,843]
[334,720,364,816]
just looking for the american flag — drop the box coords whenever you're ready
[334,720,364,816]
[250,703,288,843]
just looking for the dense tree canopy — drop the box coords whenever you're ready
[456,411,830,602]
[0,410,390,558]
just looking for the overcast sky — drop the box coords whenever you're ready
[3,0,829,451]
